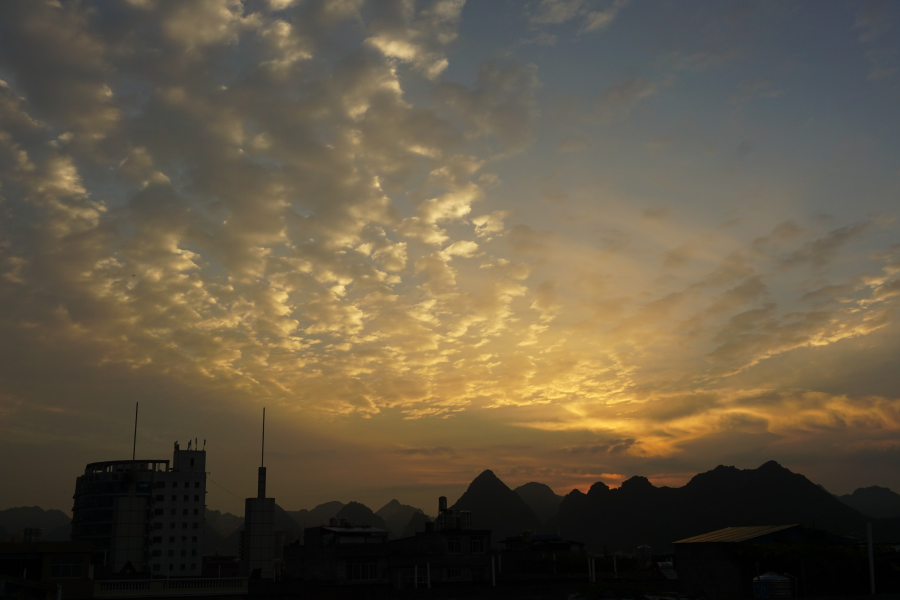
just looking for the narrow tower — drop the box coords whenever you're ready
[240,408,275,579]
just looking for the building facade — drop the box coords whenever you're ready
[71,442,206,578]
[238,467,274,579]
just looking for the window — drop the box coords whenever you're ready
[155,495,164,501]
[471,567,486,581]
[469,537,485,554]
[194,495,199,501]
[153,523,162,530]
[172,482,178,488]
[194,482,200,488]
[182,523,188,529]
[181,550,186,557]
[191,564,196,570]
[191,550,197,557]
[171,495,177,501]
[447,567,462,579]
[152,550,161,557]
[171,509,176,516]
[190,458,195,466]
[49,555,83,579]
[152,564,161,572]
[169,564,173,571]
[169,523,175,529]
[191,536,197,542]
[180,564,186,571]
[168,550,174,557]
[193,509,198,516]
[192,522,199,529]
[346,563,379,581]
[152,537,162,543]
[169,537,175,543]
[155,509,163,516]
[181,536,187,542]
[183,509,188,516]
[446,538,461,554]
[183,495,189,501]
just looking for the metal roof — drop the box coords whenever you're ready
[674,524,798,544]
[321,526,387,534]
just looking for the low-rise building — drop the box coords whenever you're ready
[0,541,95,600]
[283,522,390,586]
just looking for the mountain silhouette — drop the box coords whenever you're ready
[208,503,303,556]
[286,501,344,529]
[205,509,243,538]
[514,482,563,525]
[0,506,71,540]
[202,520,226,557]
[333,501,387,530]
[375,499,428,538]
[400,511,433,538]
[557,461,871,551]
[839,486,900,519]
[452,470,542,543]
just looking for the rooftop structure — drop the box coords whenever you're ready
[674,525,799,544]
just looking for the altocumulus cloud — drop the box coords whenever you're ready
[0,0,899,494]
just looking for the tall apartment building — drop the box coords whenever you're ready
[71,442,206,578]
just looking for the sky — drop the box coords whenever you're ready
[0,0,899,517]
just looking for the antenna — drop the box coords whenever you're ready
[132,402,139,461]
[257,408,267,499]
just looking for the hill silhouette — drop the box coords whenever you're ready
[205,509,243,538]
[556,461,872,551]
[334,501,387,530]
[514,482,562,525]
[401,511,432,538]
[839,486,900,519]
[375,499,428,538]
[452,470,542,543]
[209,503,303,556]
[286,501,344,529]
[0,507,71,540]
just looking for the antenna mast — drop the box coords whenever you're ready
[132,402,139,461]
[257,408,267,499]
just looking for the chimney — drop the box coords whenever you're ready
[438,496,447,512]
[425,522,434,533]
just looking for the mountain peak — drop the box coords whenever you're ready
[759,459,785,471]
[588,481,611,497]
[468,469,508,492]
[620,475,655,492]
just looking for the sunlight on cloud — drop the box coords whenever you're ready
[0,0,898,489]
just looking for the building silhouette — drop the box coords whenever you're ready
[70,442,206,577]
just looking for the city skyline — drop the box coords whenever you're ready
[1,0,899,516]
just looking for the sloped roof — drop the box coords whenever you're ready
[674,524,798,543]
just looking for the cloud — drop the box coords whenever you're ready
[595,78,658,123]
[855,0,894,42]
[529,0,629,34]
[436,61,540,151]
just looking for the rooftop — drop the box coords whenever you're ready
[674,525,798,544]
